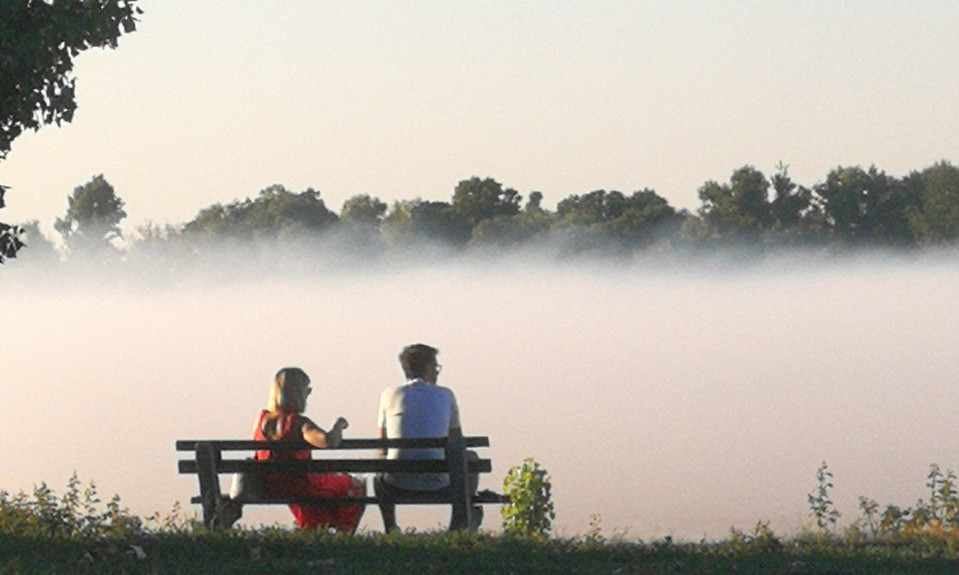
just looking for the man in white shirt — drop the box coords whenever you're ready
[374,343,480,532]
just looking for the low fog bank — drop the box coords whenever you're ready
[9,231,959,288]
[2,248,958,539]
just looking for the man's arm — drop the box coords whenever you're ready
[377,426,388,457]
[447,389,462,438]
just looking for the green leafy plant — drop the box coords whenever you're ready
[852,464,959,538]
[727,519,782,554]
[855,496,881,537]
[808,461,841,534]
[501,457,555,538]
[144,500,195,533]
[0,472,143,539]
[585,513,604,544]
[924,464,958,526]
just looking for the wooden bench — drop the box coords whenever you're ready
[176,436,509,532]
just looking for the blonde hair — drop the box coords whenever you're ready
[266,367,311,413]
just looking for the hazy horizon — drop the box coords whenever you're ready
[3,248,957,539]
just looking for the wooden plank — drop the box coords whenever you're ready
[189,492,510,506]
[175,436,490,451]
[178,458,493,475]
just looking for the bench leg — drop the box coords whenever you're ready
[447,438,471,532]
[195,442,223,529]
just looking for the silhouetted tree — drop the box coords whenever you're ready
[769,162,813,228]
[341,194,387,229]
[551,190,625,252]
[606,189,682,247]
[409,200,471,246]
[54,174,126,254]
[0,0,140,263]
[555,190,624,228]
[451,176,522,231]
[697,166,771,241]
[0,186,25,263]
[812,166,917,245]
[526,191,544,212]
[906,161,959,245]
[183,185,338,242]
[766,162,824,245]
[549,188,680,253]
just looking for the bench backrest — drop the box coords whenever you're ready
[176,436,492,474]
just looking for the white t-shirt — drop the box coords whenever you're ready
[377,379,461,490]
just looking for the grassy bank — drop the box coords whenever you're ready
[6,465,959,573]
[5,530,959,574]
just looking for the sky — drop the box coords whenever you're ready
[2,1,958,240]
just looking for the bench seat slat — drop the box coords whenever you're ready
[189,492,510,507]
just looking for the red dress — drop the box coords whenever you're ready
[253,410,364,532]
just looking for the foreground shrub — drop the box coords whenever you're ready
[807,461,841,535]
[851,464,959,540]
[501,457,555,538]
[0,472,149,540]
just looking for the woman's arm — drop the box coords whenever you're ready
[300,416,349,449]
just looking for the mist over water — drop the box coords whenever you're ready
[3,249,958,539]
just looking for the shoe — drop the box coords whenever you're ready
[214,497,243,529]
[468,505,483,532]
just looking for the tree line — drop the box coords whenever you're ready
[14,159,959,266]
[3,3,958,266]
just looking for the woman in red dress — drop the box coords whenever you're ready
[252,367,365,533]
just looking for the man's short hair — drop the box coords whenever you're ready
[399,343,438,379]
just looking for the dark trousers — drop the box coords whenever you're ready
[372,451,481,532]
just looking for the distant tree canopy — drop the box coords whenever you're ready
[697,166,773,240]
[552,188,681,252]
[380,199,470,247]
[452,176,522,228]
[768,162,814,232]
[54,174,126,253]
[11,160,959,268]
[813,165,919,245]
[0,0,141,264]
[908,161,959,245]
[340,194,387,229]
[182,185,337,241]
